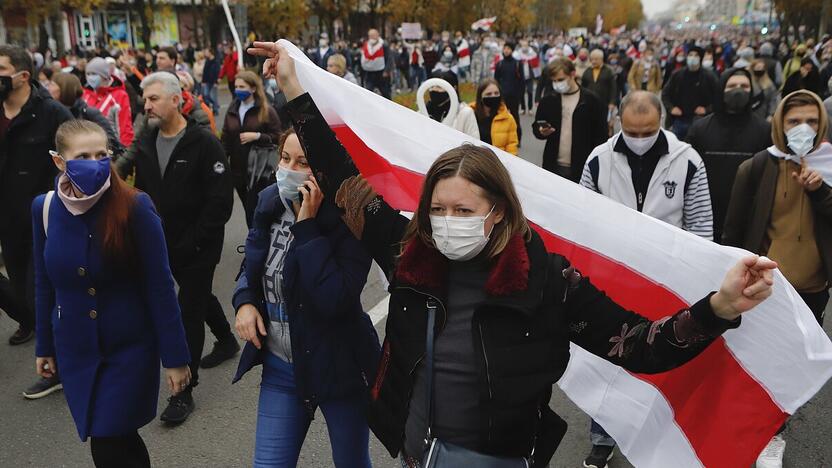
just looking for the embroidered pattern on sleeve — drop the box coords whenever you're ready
[334,175,379,239]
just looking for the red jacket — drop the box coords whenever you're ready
[219,52,239,83]
[82,76,134,147]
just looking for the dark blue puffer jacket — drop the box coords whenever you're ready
[232,183,381,414]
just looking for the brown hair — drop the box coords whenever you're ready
[235,70,269,125]
[401,144,531,258]
[546,58,576,78]
[474,78,502,120]
[771,90,829,153]
[55,120,138,262]
[52,72,84,107]
[158,46,178,66]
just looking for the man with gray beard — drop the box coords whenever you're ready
[131,72,233,425]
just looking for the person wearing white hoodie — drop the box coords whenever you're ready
[416,73,479,139]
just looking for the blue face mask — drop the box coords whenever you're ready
[65,157,112,195]
[235,90,252,101]
[276,166,310,202]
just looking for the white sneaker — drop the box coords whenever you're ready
[756,434,785,468]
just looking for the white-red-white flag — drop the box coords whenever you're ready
[280,39,832,468]
[471,16,497,31]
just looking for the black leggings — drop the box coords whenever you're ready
[90,432,150,468]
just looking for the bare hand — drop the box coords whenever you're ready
[165,366,191,395]
[36,357,57,379]
[792,162,823,192]
[670,106,683,116]
[539,125,556,137]
[711,255,778,320]
[694,106,706,116]
[247,41,303,100]
[296,176,324,221]
[236,303,267,349]
[240,132,259,145]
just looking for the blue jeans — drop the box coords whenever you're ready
[254,353,372,468]
[201,83,219,114]
[590,419,616,447]
[670,118,692,141]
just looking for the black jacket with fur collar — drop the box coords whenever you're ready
[284,92,739,465]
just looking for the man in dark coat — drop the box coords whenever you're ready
[310,33,336,69]
[0,45,72,359]
[686,68,772,244]
[662,46,719,140]
[533,58,608,182]
[581,49,618,112]
[494,42,525,144]
[132,72,233,425]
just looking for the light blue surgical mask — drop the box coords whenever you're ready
[86,74,104,90]
[276,166,310,202]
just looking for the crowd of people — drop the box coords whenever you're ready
[0,18,829,468]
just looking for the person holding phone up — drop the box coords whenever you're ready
[232,128,380,467]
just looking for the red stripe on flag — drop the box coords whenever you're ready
[331,124,788,467]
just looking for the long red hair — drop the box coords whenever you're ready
[55,120,138,262]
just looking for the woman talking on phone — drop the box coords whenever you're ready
[232,128,380,467]
[33,119,190,468]
[249,41,778,468]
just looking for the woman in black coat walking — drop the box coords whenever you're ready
[249,41,779,468]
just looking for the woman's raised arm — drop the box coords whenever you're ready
[248,41,409,280]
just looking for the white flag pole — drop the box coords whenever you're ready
[220,0,244,69]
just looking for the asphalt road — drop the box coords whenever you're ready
[1,88,831,468]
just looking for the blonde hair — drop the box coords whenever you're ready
[55,119,107,153]
[401,144,531,258]
[771,90,829,153]
[328,54,347,76]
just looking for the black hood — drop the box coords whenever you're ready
[714,67,753,115]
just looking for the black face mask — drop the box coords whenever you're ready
[427,91,451,121]
[482,96,502,111]
[0,75,14,101]
[752,69,767,77]
[723,88,750,114]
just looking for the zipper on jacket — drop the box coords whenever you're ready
[478,321,494,443]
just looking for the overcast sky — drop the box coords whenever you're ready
[642,0,700,18]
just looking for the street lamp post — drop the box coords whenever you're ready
[220,0,244,69]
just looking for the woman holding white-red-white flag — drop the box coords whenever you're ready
[247,40,779,468]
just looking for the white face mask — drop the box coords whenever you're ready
[276,166,310,202]
[552,80,571,94]
[86,74,104,90]
[430,205,495,261]
[786,123,817,157]
[622,131,660,156]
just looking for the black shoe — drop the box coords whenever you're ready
[23,376,63,399]
[160,391,195,425]
[9,326,34,345]
[583,445,614,468]
[200,339,241,369]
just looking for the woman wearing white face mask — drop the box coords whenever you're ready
[723,88,832,468]
[232,128,380,467]
[248,41,780,468]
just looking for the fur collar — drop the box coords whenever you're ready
[394,234,530,296]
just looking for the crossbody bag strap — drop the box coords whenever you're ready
[424,298,438,447]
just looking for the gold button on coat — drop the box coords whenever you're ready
[89,310,98,319]
[78,267,86,277]
[88,288,96,296]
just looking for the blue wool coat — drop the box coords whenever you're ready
[32,191,190,441]
[232,184,380,414]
